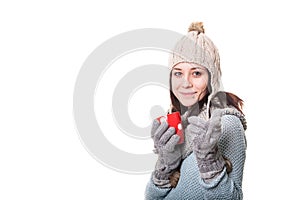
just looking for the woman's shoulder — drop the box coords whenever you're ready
[218,107,247,148]
[220,107,247,131]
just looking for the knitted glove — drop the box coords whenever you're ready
[151,118,182,187]
[187,109,225,181]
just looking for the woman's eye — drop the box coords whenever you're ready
[192,71,202,76]
[173,71,182,77]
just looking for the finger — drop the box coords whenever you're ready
[158,127,175,146]
[192,131,206,143]
[151,119,160,139]
[153,120,169,142]
[187,116,208,134]
[152,148,158,154]
[209,136,218,145]
[165,134,180,152]
[208,109,223,129]
[207,117,222,136]
[207,125,222,141]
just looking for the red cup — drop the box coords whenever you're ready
[157,111,184,144]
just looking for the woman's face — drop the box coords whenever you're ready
[171,62,209,107]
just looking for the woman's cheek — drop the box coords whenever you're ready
[171,78,180,91]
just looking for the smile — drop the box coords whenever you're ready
[179,92,197,96]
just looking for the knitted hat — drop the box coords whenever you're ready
[169,22,224,118]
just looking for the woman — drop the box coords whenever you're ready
[145,22,247,199]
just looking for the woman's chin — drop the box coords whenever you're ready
[179,100,198,107]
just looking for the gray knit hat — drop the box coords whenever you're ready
[169,22,224,118]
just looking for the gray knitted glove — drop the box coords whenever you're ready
[187,109,225,181]
[151,119,182,187]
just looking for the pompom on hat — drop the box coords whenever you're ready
[169,22,224,118]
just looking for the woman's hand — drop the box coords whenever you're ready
[151,118,182,187]
[187,109,225,181]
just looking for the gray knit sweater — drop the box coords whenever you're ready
[145,113,247,200]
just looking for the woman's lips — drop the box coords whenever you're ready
[179,92,197,96]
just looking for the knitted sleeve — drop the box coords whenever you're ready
[145,176,172,200]
[144,115,246,200]
[219,114,247,187]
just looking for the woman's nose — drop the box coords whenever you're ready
[182,75,192,88]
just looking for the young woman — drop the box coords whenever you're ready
[145,22,247,199]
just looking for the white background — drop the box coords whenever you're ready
[1,0,300,199]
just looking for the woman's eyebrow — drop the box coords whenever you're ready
[191,67,205,70]
[173,68,182,71]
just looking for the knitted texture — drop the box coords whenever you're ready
[145,115,246,200]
